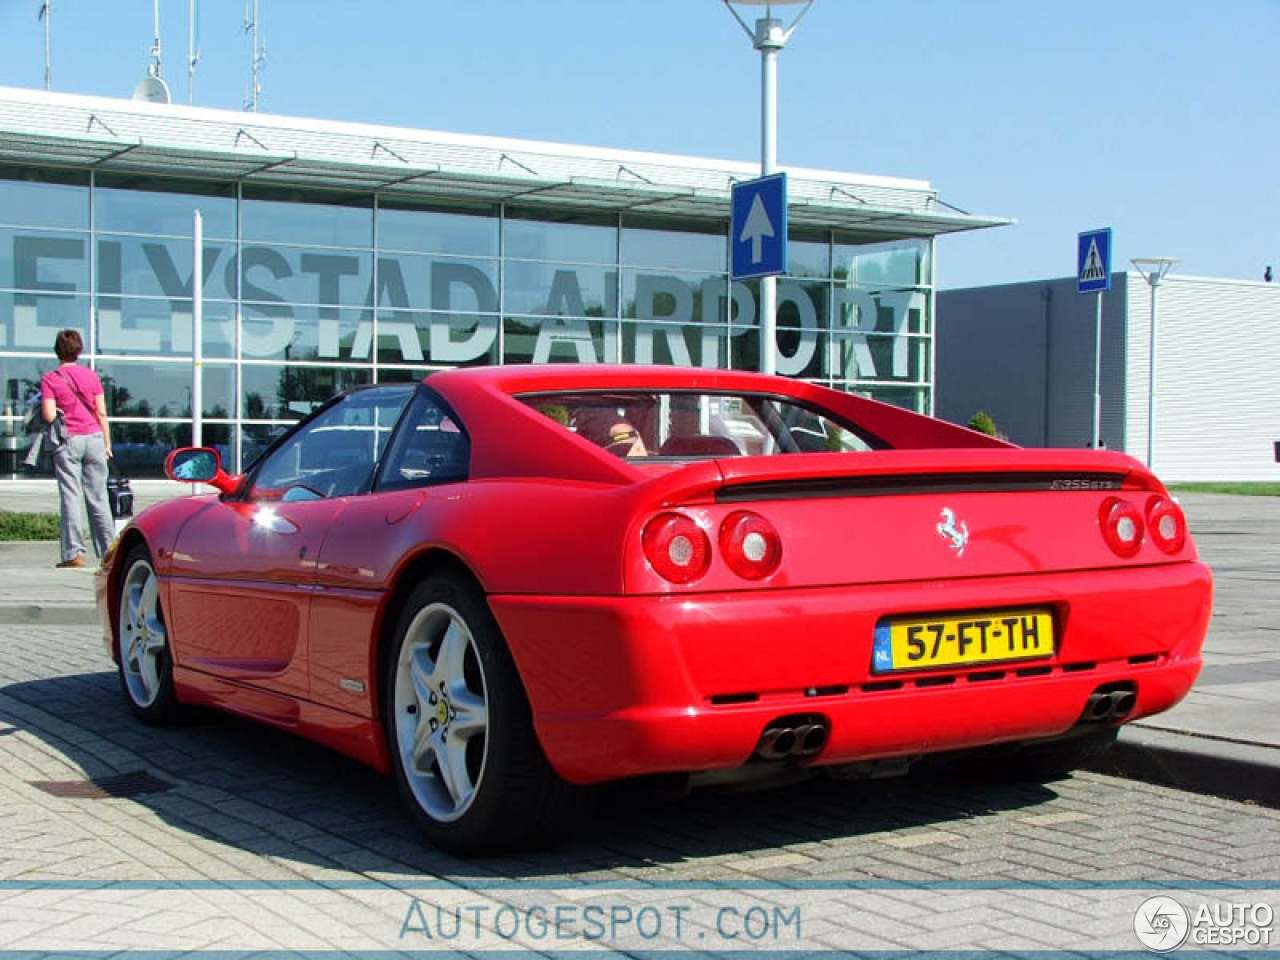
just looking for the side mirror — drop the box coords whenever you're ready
[164,447,239,495]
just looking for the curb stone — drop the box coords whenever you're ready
[1088,726,1280,808]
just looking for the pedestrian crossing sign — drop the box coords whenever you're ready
[1078,228,1112,294]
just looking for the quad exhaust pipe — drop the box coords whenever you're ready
[1082,683,1138,724]
[754,715,830,761]
[752,684,1135,761]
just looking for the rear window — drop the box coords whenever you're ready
[517,391,879,460]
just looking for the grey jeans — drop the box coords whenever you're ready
[52,432,114,562]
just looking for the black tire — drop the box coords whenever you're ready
[382,573,583,855]
[954,728,1118,783]
[115,544,182,725]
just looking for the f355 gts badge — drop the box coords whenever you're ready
[937,508,969,557]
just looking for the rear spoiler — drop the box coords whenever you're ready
[716,449,1158,502]
[717,470,1144,503]
[634,448,1158,510]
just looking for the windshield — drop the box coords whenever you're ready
[518,391,880,460]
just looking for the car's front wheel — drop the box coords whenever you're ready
[384,573,580,854]
[116,544,182,724]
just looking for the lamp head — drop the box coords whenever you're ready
[1130,257,1179,286]
[723,0,815,50]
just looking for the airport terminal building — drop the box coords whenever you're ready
[0,85,1003,475]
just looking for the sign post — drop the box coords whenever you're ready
[1077,228,1112,450]
[191,208,203,491]
[192,208,203,452]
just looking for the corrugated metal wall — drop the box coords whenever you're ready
[935,283,1049,443]
[1125,275,1280,482]
[936,277,1127,450]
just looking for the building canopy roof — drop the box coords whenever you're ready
[0,86,1010,240]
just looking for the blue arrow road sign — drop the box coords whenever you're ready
[1078,228,1112,294]
[731,173,788,280]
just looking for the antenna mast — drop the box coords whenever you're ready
[149,0,163,79]
[38,1,51,91]
[187,0,201,104]
[243,0,266,112]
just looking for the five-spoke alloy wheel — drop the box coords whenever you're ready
[392,600,491,823]
[116,545,181,724]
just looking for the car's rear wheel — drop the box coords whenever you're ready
[116,544,182,724]
[384,573,580,855]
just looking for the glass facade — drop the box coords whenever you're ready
[0,165,934,476]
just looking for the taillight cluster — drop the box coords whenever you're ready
[641,513,711,584]
[1146,496,1188,553]
[1099,495,1187,557]
[642,510,782,584]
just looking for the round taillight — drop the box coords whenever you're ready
[1147,496,1187,554]
[641,513,711,584]
[1100,497,1144,557]
[718,510,783,580]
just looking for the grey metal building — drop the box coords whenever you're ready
[937,274,1280,482]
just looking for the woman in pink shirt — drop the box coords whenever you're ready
[40,329,114,568]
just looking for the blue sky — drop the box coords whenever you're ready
[0,0,1275,289]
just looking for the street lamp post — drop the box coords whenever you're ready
[723,0,814,375]
[1129,257,1178,470]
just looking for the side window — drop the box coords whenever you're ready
[250,385,413,500]
[376,390,470,492]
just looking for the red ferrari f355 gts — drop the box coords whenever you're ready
[96,365,1211,854]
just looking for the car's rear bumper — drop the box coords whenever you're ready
[490,561,1211,784]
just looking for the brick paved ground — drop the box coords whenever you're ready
[1,622,1278,953]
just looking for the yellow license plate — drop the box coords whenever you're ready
[871,608,1055,673]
